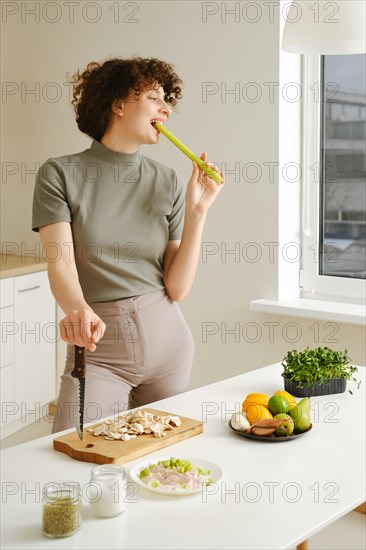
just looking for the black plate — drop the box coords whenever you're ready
[228,420,312,442]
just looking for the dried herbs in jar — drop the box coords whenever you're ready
[42,482,82,538]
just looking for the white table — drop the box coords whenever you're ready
[1,363,365,550]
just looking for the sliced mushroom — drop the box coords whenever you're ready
[89,409,182,442]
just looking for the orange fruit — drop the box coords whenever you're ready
[274,390,297,409]
[244,405,273,425]
[242,393,270,412]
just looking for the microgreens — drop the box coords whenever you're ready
[281,347,361,394]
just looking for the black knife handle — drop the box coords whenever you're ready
[71,345,86,379]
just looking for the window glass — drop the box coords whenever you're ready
[320,54,366,279]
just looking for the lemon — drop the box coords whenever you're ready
[244,405,273,425]
[242,393,270,412]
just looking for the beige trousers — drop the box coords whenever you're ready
[52,289,195,433]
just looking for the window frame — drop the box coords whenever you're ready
[301,54,366,305]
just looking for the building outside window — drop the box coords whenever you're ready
[301,53,366,303]
[320,54,366,280]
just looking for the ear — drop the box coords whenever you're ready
[111,100,124,116]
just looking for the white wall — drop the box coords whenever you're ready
[2,1,365,393]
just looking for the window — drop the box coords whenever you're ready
[301,54,366,304]
[320,55,366,279]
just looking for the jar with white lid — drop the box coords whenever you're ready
[88,464,126,518]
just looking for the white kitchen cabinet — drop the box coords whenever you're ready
[0,269,56,438]
[0,277,15,430]
[0,277,14,308]
[1,365,15,414]
[0,299,14,369]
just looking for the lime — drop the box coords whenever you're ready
[274,390,297,409]
[268,395,290,416]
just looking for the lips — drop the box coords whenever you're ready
[150,119,165,134]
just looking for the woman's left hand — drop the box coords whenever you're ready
[185,152,225,215]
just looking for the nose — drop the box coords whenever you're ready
[160,100,172,117]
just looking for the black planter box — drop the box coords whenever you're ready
[282,374,347,397]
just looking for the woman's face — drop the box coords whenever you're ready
[117,84,173,146]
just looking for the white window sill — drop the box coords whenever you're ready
[250,298,366,326]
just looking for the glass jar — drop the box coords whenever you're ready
[88,464,126,518]
[42,482,82,538]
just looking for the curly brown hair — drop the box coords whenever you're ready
[69,57,183,141]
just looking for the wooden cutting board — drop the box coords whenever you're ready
[53,408,204,465]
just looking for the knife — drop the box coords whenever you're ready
[71,345,86,440]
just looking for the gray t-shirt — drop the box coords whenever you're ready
[32,139,186,303]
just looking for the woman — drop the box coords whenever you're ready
[32,57,225,432]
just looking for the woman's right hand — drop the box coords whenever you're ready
[38,223,107,352]
[59,309,106,352]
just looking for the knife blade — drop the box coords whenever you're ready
[71,345,86,440]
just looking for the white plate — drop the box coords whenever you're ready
[129,456,223,496]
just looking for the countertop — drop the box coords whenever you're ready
[1,363,365,549]
[0,255,47,279]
